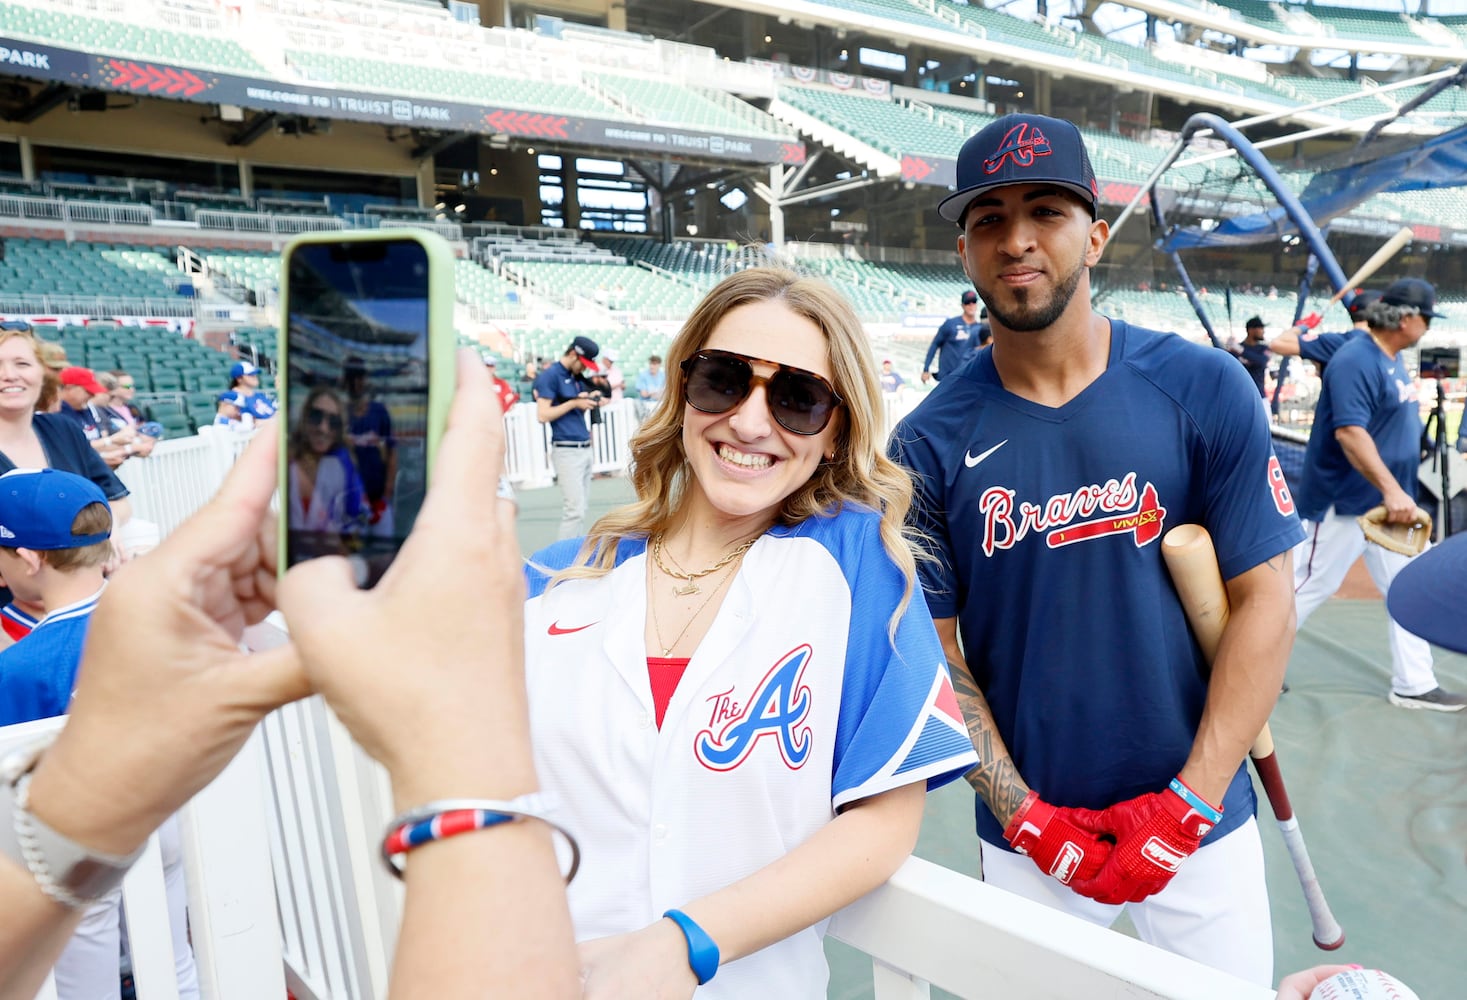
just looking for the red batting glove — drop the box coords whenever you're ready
[1068,778,1221,905]
[1294,312,1322,330]
[1003,791,1112,886]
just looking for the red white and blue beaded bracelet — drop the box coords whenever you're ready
[380,792,580,883]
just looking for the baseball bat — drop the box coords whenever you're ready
[1161,524,1346,951]
[1326,225,1413,308]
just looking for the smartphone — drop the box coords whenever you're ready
[278,230,455,587]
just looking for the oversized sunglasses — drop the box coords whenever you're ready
[307,406,343,431]
[680,349,843,436]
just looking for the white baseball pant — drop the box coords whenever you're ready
[980,817,1272,986]
[1293,507,1439,696]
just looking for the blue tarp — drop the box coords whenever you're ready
[1162,124,1467,251]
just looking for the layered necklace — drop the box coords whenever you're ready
[647,533,759,656]
[651,534,757,596]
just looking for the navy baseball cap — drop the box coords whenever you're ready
[0,469,111,550]
[1387,531,1467,654]
[570,335,601,373]
[1345,289,1381,319]
[1245,315,1265,329]
[1380,278,1442,319]
[939,113,1100,224]
[961,290,979,305]
[230,361,259,379]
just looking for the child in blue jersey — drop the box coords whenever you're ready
[524,268,976,999]
[0,468,202,1000]
[889,113,1302,986]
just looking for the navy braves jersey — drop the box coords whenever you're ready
[1295,334,1420,520]
[523,505,976,999]
[1298,328,1365,367]
[890,320,1302,849]
[1237,342,1269,397]
[0,587,102,726]
[924,316,984,379]
[533,361,591,442]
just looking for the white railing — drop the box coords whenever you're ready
[1,715,285,1000]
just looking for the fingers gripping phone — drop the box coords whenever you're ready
[278,231,454,587]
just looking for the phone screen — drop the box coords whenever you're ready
[284,238,430,587]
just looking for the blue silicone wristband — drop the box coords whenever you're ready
[663,908,720,985]
[1168,776,1223,824]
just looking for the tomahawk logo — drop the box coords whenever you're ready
[983,123,1051,175]
[694,645,813,771]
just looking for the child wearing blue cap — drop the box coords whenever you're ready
[0,467,111,725]
[214,390,249,430]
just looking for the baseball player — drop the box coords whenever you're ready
[888,113,1303,984]
[1229,316,1271,398]
[921,290,987,383]
[1268,290,1378,368]
[523,268,976,999]
[1291,278,1465,711]
[533,335,603,539]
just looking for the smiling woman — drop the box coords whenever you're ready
[519,267,977,1000]
[0,330,132,592]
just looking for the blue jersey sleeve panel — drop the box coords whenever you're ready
[524,535,648,598]
[774,507,977,807]
[886,321,1300,847]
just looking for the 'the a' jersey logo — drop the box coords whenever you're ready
[695,645,813,771]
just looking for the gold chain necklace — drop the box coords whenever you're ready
[651,535,757,596]
[649,559,738,656]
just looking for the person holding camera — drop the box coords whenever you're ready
[534,336,604,539]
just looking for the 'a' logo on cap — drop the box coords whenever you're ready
[983,123,1051,175]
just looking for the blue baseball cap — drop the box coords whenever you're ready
[230,361,260,380]
[1387,532,1467,655]
[939,113,1100,224]
[1380,278,1443,319]
[0,469,111,550]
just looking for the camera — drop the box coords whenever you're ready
[587,389,603,426]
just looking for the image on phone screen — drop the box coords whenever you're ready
[284,238,431,587]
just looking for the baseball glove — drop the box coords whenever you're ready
[1356,505,1432,557]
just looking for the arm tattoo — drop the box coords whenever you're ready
[947,655,1031,826]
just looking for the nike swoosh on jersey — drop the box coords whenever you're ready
[548,621,598,635]
[964,440,1009,468]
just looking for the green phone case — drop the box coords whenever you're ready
[275,228,457,578]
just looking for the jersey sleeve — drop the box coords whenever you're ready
[532,367,560,403]
[887,421,962,619]
[1197,355,1305,580]
[923,324,947,370]
[1299,332,1348,365]
[829,518,976,811]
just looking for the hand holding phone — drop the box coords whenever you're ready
[278,231,454,588]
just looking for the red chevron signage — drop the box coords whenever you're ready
[901,155,935,183]
[484,109,569,139]
[103,59,207,97]
[781,143,806,164]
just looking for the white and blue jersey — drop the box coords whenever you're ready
[0,587,103,726]
[523,504,976,999]
[890,320,1302,850]
[1295,334,1420,520]
[244,392,277,421]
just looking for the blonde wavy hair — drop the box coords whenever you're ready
[0,329,58,413]
[554,266,923,637]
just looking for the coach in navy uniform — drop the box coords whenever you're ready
[921,290,987,383]
[534,335,602,539]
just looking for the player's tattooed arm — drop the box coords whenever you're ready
[934,617,1031,827]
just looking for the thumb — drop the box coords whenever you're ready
[277,555,364,641]
[227,642,313,712]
